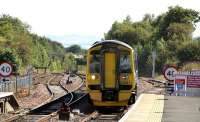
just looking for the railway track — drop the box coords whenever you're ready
[144,79,175,95]
[80,109,126,122]
[138,78,167,95]
[32,73,53,85]
[28,73,86,121]
[2,73,86,122]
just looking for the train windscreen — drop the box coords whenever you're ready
[89,54,100,73]
[120,54,131,73]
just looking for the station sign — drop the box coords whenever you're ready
[0,62,13,77]
[187,75,200,88]
[176,70,200,88]
[174,75,187,96]
[174,70,200,96]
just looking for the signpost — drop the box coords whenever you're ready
[163,66,200,96]
[0,62,13,92]
[0,62,13,77]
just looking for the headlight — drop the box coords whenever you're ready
[91,75,96,80]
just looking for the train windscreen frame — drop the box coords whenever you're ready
[120,52,132,73]
[89,52,100,73]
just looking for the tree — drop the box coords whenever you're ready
[65,44,81,54]
[0,49,18,72]
[177,41,200,62]
[105,16,154,46]
[105,6,200,76]
[0,14,69,74]
[158,6,200,40]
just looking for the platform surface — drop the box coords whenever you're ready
[119,94,200,122]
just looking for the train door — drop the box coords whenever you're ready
[104,52,116,89]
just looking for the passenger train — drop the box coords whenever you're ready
[86,40,137,107]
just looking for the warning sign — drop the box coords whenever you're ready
[163,66,177,81]
[0,62,13,77]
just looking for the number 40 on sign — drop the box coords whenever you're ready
[163,66,178,81]
[0,62,13,77]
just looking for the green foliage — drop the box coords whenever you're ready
[105,16,154,46]
[158,6,199,40]
[0,14,30,40]
[105,6,200,76]
[76,57,87,65]
[0,14,85,74]
[0,49,18,72]
[65,44,82,54]
[181,62,200,71]
[62,53,76,72]
[177,41,200,62]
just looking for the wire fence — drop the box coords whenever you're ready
[0,73,32,95]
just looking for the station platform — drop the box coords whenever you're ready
[119,94,200,122]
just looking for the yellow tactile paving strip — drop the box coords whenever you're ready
[119,94,164,122]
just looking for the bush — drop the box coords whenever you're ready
[177,41,200,62]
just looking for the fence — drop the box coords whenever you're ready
[0,73,32,95]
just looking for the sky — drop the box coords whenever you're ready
[0,0,200,48]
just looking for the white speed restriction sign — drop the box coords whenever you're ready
[0,62,13,77]
[163,66,177,81]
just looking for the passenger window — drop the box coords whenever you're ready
[120,54,132,73]
[89,54,100,73]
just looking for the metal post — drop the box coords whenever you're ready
[152,51,156,79]
[135,48,139,84]
[16,75,18,94]
[2,82,4,92]
[28,73,31,95]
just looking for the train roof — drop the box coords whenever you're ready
[90,40,133,50]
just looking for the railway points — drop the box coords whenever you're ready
[1,73,86,122]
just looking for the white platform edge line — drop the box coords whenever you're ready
[119,94,145,122]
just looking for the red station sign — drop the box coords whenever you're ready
[187,76,200,88]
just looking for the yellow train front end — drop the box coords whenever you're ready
[86,40,137,107]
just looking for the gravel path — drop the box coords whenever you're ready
[17,84,51,108]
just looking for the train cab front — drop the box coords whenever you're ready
[86,40,136,107]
